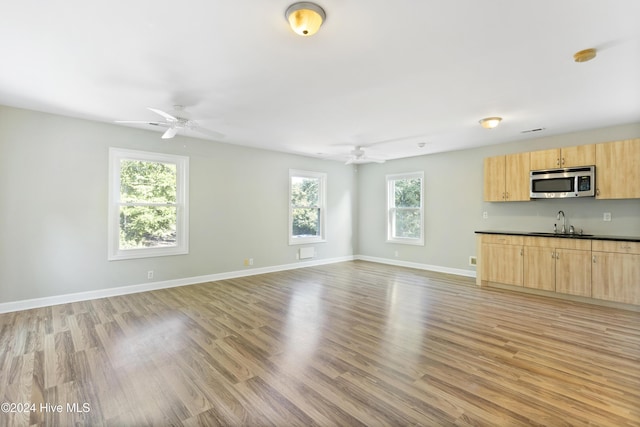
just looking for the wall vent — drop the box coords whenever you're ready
[299,247,315,260]
[521,128,546,134]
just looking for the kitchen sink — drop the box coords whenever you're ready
[527,232,593,238]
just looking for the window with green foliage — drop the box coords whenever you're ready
[289,170,326,244]
[108,148,189,260]
[387,172,424,245]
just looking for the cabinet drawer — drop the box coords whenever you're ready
[481,234,524,245]
[592,240,640,255]
[523,236,591,250]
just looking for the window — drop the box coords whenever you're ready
[289,169,326,245]
[108,148,189,260]
[387,172,424,245]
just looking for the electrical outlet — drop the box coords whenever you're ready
[394,250,399,258]
[603,212,612,222]
[249,258,254,266]
[469,256,477,266]
[147,270,154,280]
[482,211,488,219]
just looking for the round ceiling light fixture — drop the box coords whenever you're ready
[285,2,326,36]
[479,117,502,129]
[573,48,597,63]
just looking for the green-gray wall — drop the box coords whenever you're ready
[0,106,357,305]
[1,104,639,306]
[357,123,640,274]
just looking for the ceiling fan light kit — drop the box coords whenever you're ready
[286,2,326,36]
[479,117,502,129]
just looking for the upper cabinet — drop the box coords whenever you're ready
[483,152,530,202]
[529,144,595,170]
[595,138,640,199]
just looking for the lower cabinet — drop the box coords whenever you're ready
[523,237,591,296]
[591,241,640,305]
[480,234,524,287]
[480,234,639,307]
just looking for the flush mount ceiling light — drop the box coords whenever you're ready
[573,48,597,63]
[285,2,326,36]
[479,117,502,129]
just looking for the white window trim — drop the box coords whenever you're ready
[288,169,327,245]
[386,171,424,246]
[108,148,189,261]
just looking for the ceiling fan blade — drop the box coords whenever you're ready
[161,127,178,139]
[115,120,169,127]
[148,107,177,122]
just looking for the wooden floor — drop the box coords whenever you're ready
[1,261,639,426]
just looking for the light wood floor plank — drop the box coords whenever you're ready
[1,260,639,426]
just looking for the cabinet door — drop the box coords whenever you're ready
[555,249,591,297]
[482,243,523,286]
[483,156,506,202]
[530,149,560,170]
[596,139,640,199]
[561,144,595,168]
[592,252,640,305]
[505,152,530,201]
[523,246,556,291]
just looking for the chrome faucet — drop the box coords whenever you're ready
[557,210,566,234]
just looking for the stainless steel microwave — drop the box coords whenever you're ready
[530,166,595,199]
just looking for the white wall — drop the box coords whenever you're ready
[0,106,357,304]
[356,123,640,275]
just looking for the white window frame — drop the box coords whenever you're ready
[108,148,189,260]
[386,171,424,246]
[289,169,327,245]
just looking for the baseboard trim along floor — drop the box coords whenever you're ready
[0,255,477,314]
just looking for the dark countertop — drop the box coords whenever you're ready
[475,230,640,242]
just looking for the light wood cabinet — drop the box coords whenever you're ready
[483,152,530,202]
[479,233,639,306]
[555,249,592,297]
[595,138,640,199]
[592,241,640,305]
[530,145,596,170]
[523,237,591,296]
[523,246,556,291]
[480,235,523,286]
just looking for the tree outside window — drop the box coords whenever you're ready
[387,172,424,245]
[109,148,189,260]
[289,170,326,244]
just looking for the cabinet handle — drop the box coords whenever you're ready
[592,255,596,263]
[505,191,509,199]
[621,245,631,250]
[556,158,560,166]
[551,251,555,259]
[561,157,565,165]
[520,249,523,256]
[596,188,600,196]
[555,252,560,259]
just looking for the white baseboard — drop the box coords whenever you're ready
[355,255,477,278]
[0,255,355,314]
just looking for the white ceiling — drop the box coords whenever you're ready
[1,0,639,162]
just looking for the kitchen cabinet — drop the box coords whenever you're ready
[481,235,523,286]
[523,237,591,296]
[483,152,530,202]
[529,145,595,170]
[592,240,640,305]
[595,138,640,199]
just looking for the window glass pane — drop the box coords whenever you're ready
[393,209,421,239]
[394,178,421,208]
[120,160,177,203]
[119,206,177,249]
[291,176,319,207]
[292,207,320,238]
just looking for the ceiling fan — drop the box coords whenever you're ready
[345,146,386,165]
[115,105,224,140]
